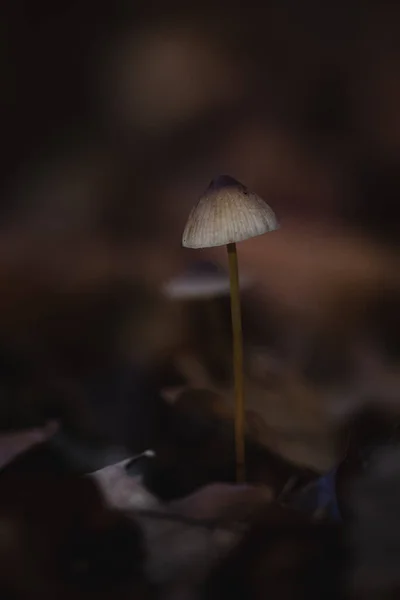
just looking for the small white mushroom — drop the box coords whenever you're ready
[182,176,278,481]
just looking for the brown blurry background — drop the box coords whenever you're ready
[0,0,399,470]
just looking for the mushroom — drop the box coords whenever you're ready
[163,261,251,398]
[182,176,278,481]
[163,260,250,300]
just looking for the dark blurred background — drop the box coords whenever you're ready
[1,5,400,597]
[2,0,400,234]
[0,0,399,468]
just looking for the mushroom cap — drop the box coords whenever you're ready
[182,175,279,249]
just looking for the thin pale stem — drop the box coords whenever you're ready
[227,242,245,482]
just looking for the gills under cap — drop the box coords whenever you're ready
[182,175,279,249]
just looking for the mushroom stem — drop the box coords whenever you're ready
[227,242,245,482]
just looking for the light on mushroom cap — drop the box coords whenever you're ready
[182,175,279,249]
